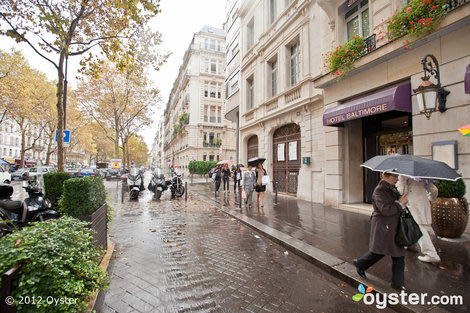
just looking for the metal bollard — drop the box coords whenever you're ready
[275,181,278,204]
[185,181,188,202]
[239,184,242,209]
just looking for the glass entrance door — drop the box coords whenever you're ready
[363,115,412,203]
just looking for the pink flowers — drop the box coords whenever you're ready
[406,7,412,13]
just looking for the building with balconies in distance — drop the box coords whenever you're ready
[162,26,237,175]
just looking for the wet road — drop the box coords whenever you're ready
[100,179,393,313]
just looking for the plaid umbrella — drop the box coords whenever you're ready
[361,154,461,181]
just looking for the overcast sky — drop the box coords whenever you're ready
[2,0,227,149]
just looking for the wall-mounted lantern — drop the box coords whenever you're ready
[413,54,450,119]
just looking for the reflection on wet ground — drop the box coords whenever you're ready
[190,183,470,313]
[100,179,393,312]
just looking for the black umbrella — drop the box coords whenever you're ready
[361,154,461,181]
[247,157,266,167]
[231,163,244,169]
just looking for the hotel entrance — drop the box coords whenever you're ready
[363,114,413,203]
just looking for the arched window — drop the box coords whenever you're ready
[247,135,258,160]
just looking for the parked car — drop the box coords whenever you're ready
[79,168,96,177]
[105,169,122,181]
[11,168,30,181]
[66,168,81,178]
[29,166,56,178]
[0,167,12,184]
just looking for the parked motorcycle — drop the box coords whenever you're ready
[168,167,185,198]
[148,168,166,200]
[148,167,185,199]
[127,167,144,200]
[0,168,59,238]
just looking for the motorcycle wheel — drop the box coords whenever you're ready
[155,190,162,200]
[174,185,185,197]
[130,190,139,200]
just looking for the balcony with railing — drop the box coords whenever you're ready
[314,0,470,87]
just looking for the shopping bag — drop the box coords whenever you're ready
[395,207,423,246]
[262,175,270,185]
[241,189,247,199]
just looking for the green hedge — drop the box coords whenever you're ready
[44,172,72,198]
[188,160,217,176]
[59,177,106,216]
[0,217,108,313]
[436,178,466,198]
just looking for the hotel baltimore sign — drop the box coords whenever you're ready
[324,103,389,126]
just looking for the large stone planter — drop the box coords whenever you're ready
[431,197,469,238]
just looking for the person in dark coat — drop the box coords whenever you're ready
[221,163,231,192]
[214,164,222,192]
[354,172,408,291]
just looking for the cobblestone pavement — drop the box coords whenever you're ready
[100,180,394,313]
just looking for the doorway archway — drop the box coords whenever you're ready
[273,123,301,195]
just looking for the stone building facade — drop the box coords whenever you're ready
[313,0,470,206]
[163,26,237,175]
[238,0,325,201]
[238,0,470,205]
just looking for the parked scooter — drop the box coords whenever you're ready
[127,167,144,200]
[148,167,185,199]
[0,168,59,238]
[168,167,185,198]
[148,168,166,200]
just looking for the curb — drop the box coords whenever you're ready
[198,193,449,313]
[86,240,115,311]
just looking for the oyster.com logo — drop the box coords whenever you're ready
[353,283,374,302]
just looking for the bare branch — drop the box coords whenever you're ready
[0,14,58,70]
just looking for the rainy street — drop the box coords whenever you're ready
[99,178,392,313]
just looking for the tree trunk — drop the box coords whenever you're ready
[20,128,26,169]
[46,134,53,166]
[114,112,120,158]
[121,141,126,169]
[56,52,65,172]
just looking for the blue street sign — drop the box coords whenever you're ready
[55,130,71,143]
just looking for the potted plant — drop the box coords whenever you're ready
[431,178,468,238]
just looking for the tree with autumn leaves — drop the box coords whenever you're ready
[0,0,164,171]
[0,49,57,168]
[78,62,158,169]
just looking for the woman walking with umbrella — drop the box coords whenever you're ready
[354,172,409,291]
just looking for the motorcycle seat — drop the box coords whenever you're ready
[0,199,24,214]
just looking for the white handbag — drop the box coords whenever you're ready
[262,175,270,185]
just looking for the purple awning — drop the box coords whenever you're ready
[465,64,470,94]
[323,84,412,126]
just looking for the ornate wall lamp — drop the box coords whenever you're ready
[413,54,450,119]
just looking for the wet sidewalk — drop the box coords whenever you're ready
[189,183,470,313]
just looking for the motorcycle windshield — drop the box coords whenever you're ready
[37,161,45,195]
[129,168,139,176]
[154,168,164,178]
